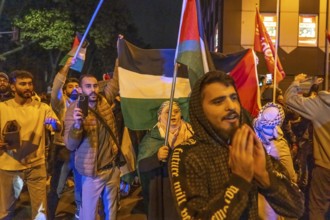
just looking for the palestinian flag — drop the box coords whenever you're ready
[117,39,191,130]
[175,0,211,88]
[59,32,88,72]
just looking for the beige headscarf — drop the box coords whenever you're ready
[157,101,193,148]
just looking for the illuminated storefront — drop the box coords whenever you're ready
[298,15,318,47]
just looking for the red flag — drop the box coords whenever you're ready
[229,49,261,117]
[212,49,261,117]
[254,8,285,83]
[72,35,80,48]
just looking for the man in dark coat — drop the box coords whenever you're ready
[169,71,304,219]
[0,72,13,102]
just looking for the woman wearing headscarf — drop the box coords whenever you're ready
[137,101,193,220]
[253,102,298,220]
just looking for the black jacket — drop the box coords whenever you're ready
[169,73,304,220]
[0,91,13,102]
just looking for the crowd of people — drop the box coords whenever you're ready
[0,58,329,220]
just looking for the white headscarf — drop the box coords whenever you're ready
[156,101,193,148]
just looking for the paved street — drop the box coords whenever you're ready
[14,183,147,220]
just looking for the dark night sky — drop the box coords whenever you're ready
[123,0,182,49]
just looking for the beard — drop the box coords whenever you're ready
[219,110,240,141]
[216,123,239,143]
[0,87,7,93]
[227,123,240,142]
[0,85,9,93]
[88,92,98,102]
[16,89,32,99]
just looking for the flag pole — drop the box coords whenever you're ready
[326,32,329,90]
[164,63,179,149]
[73,0,104,62]
[326,0,330,90]
[163,0,186,151]
[272,0,280,102]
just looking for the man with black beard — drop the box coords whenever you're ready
[168,71,304,219]
[65,74,120,219]
[0,70,61,219]
[0,72,13,102]
[48,58,82,220]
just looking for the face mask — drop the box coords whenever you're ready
[68,89,79,100]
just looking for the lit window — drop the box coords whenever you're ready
[261,14,277,44]
[298,15,318,47]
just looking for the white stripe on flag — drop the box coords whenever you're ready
[199,36,209,74]
[119,67,191,99]
[68,47,86,60]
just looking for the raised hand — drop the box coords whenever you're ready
[73,107,83,120]
[314,77,324,85]
[73,107,83,129]
[294,73,307,83]
[59,57,74,76]
[229,124,254,182]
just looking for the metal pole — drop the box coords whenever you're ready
[325,0,330,90]
[273,0,280,102]
[161,63,178,220]
[164,63,179,148]
[0,31,14,34]
[73,0,104,61]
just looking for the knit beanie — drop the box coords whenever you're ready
[0,72,9,81]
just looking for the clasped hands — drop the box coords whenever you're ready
[229,124,270,188]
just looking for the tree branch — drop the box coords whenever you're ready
[0,39,38,61]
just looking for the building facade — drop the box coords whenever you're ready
[201,0,330,89]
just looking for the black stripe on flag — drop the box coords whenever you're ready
[118,39,188,78]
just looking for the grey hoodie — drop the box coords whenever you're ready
[284,81,330,169]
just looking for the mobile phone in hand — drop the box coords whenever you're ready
[266,73,273,85]
[78,95,89,117]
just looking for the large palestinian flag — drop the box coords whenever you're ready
[117,39,191,130]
